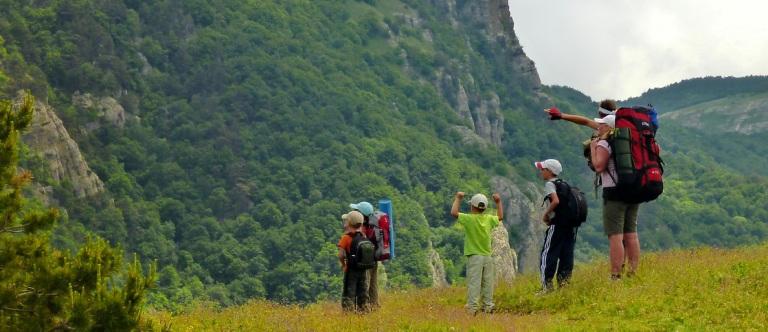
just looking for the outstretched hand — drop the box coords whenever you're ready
[544,107,562,120]
[492,193,501,203]
[455,192,465,200]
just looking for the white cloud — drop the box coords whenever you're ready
[508,0,768,100]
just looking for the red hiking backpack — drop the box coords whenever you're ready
[367,211,391,261]
[610,106,664,203]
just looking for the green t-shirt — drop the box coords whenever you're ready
[455,212,500,256]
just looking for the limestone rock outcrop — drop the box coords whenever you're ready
[72,92,127,130]
[492,223,518,283]
[23,99,104,198]
[428,242,449,288]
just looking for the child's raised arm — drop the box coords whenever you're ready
[450,192,465,218]
[492,193,503,223]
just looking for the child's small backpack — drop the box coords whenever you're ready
[548,179,588,227]
[368,211,391,261]
[349,232,376,270]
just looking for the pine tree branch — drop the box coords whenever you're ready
[1,306,34,313]
[0,225,25,233]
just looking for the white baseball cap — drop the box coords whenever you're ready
[598,106,615,117]
[594,114,616,128]
[470,194,488,210]
[534,159,563,175]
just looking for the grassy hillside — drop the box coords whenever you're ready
[151,244,768,331]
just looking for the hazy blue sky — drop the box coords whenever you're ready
[507,0,768,100]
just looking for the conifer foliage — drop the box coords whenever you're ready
[0,92,156,330]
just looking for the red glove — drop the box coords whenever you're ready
[546,107,562,120]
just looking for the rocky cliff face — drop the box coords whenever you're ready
[491,176,548,274]
[396,0,554,279]
[453,0,541,89]
[391,0,544,149]
[23,99,104,198]
[428,241,449,287]
[72,92,127,131]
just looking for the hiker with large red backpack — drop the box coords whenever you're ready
[349,201,393,310]
[546,101,663,279]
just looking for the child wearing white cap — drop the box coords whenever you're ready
[450,191,504,315]
[534,158,578,292]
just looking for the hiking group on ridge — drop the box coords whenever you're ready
[337,99,663,314]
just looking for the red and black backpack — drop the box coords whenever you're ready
[609,106,664,203]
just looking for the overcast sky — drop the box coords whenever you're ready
[507,0,768,100]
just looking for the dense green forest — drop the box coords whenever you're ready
[0,93,154,330]
[1,0,767,310]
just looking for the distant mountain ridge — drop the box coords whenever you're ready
[661,92,768,134]
[625,75,768,135]
[625,75,768,110]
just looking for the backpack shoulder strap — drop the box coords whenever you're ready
[542,179,560,205]
[554,179,572,201]
[352,231,364,243]
[553,178,570,192]
[604,136,619,185]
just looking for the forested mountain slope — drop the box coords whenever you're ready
[1,0,767,308]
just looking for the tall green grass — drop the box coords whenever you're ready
[151,245,768,331]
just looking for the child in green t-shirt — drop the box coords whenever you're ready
[450,191,504,315]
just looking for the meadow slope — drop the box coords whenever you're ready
[151,245,768,331]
